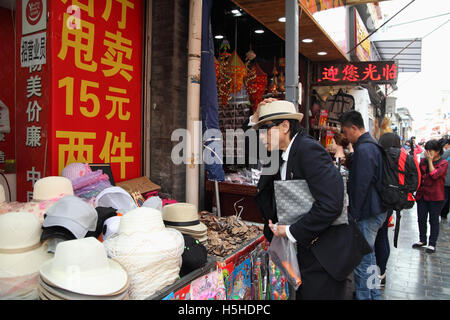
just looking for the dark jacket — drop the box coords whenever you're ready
[254,132,367,281]
[348,132,384,221]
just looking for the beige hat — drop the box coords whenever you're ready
[252,100,304,130]
[0,184,5,203]
[39,237,128,296]
[33,176,74,201]
[162,203,207,234]
[0,212,52,278]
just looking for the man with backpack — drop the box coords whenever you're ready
[339,111,386,300]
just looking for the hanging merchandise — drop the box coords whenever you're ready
[217,40,232,106]
[103,207,184,300]
[0,212,53,300]
[230,50,247,95]
[252,248,269,300]
[189,269,225,300]
[323,89,355,125]
[214,57,220,81]
[277,57,286,93]
[226,257,252,300]
[267,258,290,300]
[244,49,268,112]
[268,57,279,94]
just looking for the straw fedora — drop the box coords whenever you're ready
[0,212,52,278]
[39,237,128,296]
[33,176,74,201]
[162,203,207,234]
[251,100,304,130]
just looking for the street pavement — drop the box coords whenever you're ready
[381,204,450,300]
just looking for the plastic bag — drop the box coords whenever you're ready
[268,236,302,290]
[267,258,289,300]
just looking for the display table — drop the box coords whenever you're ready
[205,180,264,224]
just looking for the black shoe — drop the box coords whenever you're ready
[412,241,427,248]
[425,246,436,253]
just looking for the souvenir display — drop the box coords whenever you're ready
[226,257,252,300]
[268,258,289,300]
[252,249,269,300]
[217,40,232,106]
[189,269,225,300]
[230,50,247,95]
[199,212,263,257]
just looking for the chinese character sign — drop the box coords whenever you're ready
[50,0,143,182]
[314,61,398,85]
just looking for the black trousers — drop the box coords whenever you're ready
[295,245,347,300]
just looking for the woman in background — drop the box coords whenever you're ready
[412,139,448,253]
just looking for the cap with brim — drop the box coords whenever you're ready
[251,100,304,130]
[42,216,89,239]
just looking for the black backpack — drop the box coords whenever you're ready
[365,142,421,247]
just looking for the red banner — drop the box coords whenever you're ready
[49,0,143,181]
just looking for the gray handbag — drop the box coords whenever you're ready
[274,177,349,226]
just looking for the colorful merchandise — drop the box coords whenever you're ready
[226,257,252,300]
[190,269,224,300]
[268,259,289,300]
[217,41,232,106]
[230,50,247,95]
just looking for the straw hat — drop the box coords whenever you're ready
[33,176,74,201]
[251,100,304,130]
[162,203,207,234]
[39,237,128,296]
[0,212,52,278]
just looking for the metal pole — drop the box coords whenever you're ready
[186,0,202,207]
[285,0,299,111]
[214,180,221,218]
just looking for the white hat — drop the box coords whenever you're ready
[162,203,207,234]
[118,207,165,235]
[94,186,137,213]
[39,237,128,296]
[142,196,163,211]
[0,184,5,203]
[33,176,74,201]
[42,195,98,239]
[0,212,52,278]
[251,100,304,130]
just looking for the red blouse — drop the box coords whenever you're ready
[416,158,448,201]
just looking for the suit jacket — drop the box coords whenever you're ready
[255,132,370,281]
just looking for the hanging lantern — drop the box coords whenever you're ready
[230,50,247,95]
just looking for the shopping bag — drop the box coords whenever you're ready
[268,236,302,290]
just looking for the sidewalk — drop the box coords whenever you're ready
[381,205,450,300]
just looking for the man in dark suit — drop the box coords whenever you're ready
[250,100,370,300]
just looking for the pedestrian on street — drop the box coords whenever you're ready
[440,138,450,221]
[374,132,401,287]
[251,99,367,300]
[339,110,386,300]
[412,139,448,253]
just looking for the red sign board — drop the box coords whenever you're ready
[314,61,398,85]
[16,0,143,201]
[49,0,143,180]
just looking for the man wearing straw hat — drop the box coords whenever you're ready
[250,99,363,300]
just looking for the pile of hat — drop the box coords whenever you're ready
[0,176,74,224]
[0,211,53,299]
[61,162,112,203]
[38,237,130,300]
[162,203,208,245]
[103,207,185,300]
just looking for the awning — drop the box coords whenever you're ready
[373,39,422,73]
[230,0,349,62]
